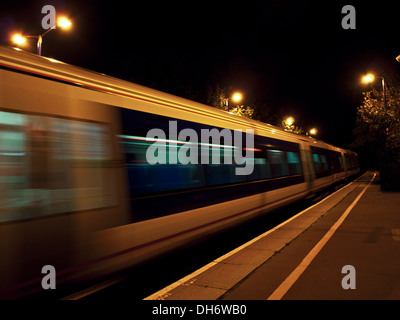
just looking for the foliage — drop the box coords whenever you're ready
[351,85,400,158]
[279,117,304,134]
[252,103,279,125]
[229,105,254,118]
[207,85,255,119]
[351,83,400,190]
[207,84,227,110]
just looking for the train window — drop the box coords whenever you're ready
[0,110,116,222]
[321,150,344,173]
[247,156,271,181]
[202,144,247,185]
[338,154,344,170]
[256,136,303,178]
[312,153,329,174]
[268,149,288,177]
[310,147,345,176]
[265,149,304,178]
[332,152,344,172]
[121,135,207,195]
[119,108,304,199]
[287,151,303,175]
[312,154,320,172]
[320,154,329,171]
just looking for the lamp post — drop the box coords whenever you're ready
[309,128,318,136]
[362,73,386,108]
[285,116,294,127]
[282,116,295,132]
[225,92,243,111]
[12,34,27,45]
[12,17,72,56]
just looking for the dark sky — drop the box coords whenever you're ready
[1,0,400,148]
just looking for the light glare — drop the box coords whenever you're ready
[58,17,72,29]
[232,92,242,102]
[12,34,26,45]
[362,73,375,84]
[285,116,294,126]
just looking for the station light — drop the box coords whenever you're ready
[362,73,375,84]
[12,34,27,45]
[57,17,72,29]
[10,16,72,56]
[285,116,294,126]
[232,92,242,103]
[309,128,318,136]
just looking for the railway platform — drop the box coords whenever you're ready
[146,171,400,300]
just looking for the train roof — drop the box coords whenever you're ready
[0,45,353,154]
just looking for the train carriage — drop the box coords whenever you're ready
[0,46,359,298]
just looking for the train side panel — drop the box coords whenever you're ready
[0,46,359,298]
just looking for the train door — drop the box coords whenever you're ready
[300,142,315,191]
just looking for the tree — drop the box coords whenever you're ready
[351,84,400,190]
[207,85,255,119]
[229,105,254,119]
[352,86,400,157]
[207,84,227,110]
[279,116,304,134]
[252,103,279,125]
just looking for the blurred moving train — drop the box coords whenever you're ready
[0,46,359,298]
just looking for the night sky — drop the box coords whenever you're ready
[1,0,400,149]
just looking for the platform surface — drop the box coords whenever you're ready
[146,172,400,300]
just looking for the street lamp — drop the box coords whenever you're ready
[232,92,242,103]
[282,116,295,132]
[361,73,375,84]
[12,34,27,45]
[309,128,318,136]
[361,73,386,108]
[225,92,243,111]
[285,116,294,127]
[57,17,72,29]
[12,16,72,56]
